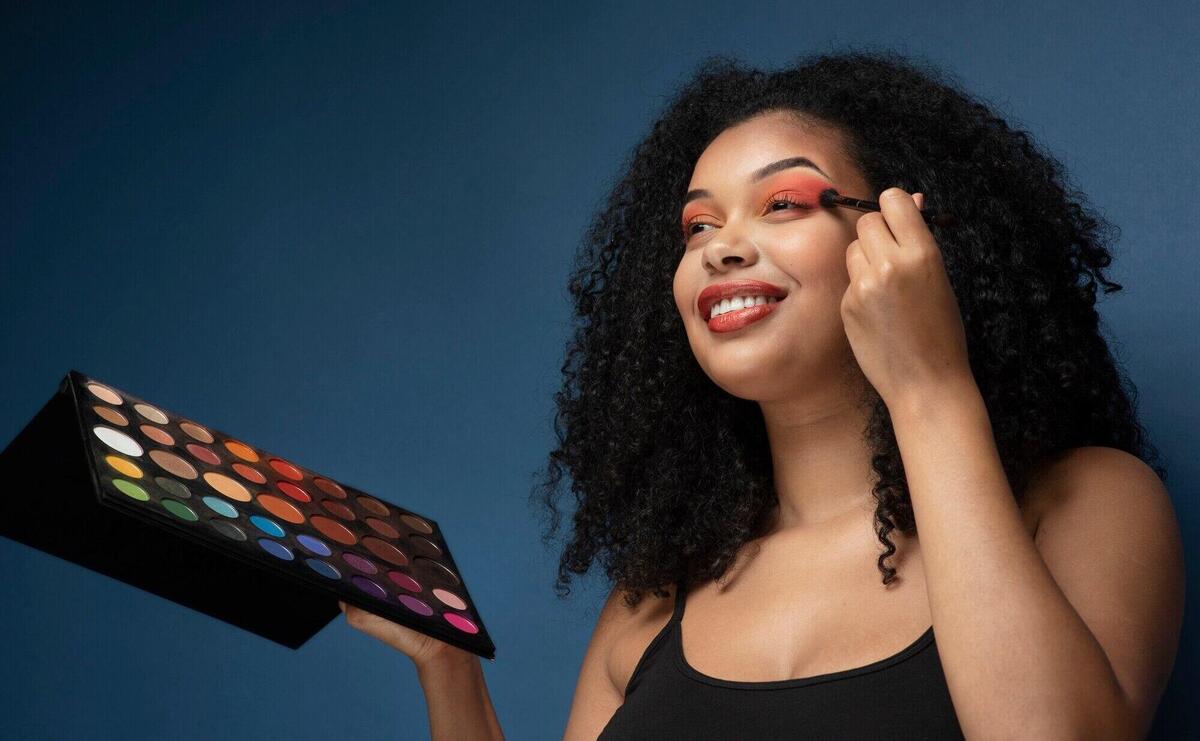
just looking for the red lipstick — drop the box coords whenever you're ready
[698,279,788,333]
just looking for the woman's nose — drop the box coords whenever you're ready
[705,227,761,270]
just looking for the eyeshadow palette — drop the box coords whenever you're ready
[0,370,495,659]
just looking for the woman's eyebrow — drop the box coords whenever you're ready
[683,156,832,206]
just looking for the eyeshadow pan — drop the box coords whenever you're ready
[408,534,443,558]
[296,534,332,557]
[151,450,198,479]
[356,496,389,517]
[93,406,128,427]
[387,571,421,592]
[209,520,247,541]
[133,403,169,424]
[154,476,191,499]
[258,539,294,561]
[105,455,143,479]
[256,494,305,525]
[341,552,378,574]
[86,382,122,405]
[202,496,239,518]
[365,517,400,539]
[313,477,347,499]
[413,556,460,586]
[179,421,214,443]
[268,458,303,481]
[249,515,285,538]
[223,440,258,462]
[362,536,408,566]
[320,499,356,521]
[309,515,356,546]
[93,426,143,457]
[160,498,197,522]
[203,472,250,502]
[305,559,340,579]
[432,588,467,610]
[185,443,220,465]
[277,481,311,503]
[232,462,266,484]
[444,613,479,634]
[351,575,387,599]
[113,478,150,501]
[141,424,175,446]
[399,595,433,616]
[400,514,433,534]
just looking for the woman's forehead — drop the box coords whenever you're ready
[689,114,852,188]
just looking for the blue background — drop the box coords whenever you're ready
[2,2,1196,738]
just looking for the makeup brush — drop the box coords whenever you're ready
[818,187,957,227]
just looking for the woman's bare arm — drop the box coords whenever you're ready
[415,650,505,740]
[340,600,504,740]
[342,584,642,740]
[562,586,630,739]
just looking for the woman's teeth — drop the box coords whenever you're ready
[709,295,779,318]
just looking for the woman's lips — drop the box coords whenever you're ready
[706,301,780,333]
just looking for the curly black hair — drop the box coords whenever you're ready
[530,48,1169,608]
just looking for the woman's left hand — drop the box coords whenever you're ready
[841,187,974,410]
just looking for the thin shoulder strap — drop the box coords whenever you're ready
[670,578,687,623]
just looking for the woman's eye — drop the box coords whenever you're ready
[681,221,712,242]
[682,195,813,243]
[767,194,815,212]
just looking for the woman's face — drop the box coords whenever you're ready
[672,110,875,402]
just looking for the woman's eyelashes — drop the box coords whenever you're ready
[681,192,817,243]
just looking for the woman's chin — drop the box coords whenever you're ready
[703,361,791,401]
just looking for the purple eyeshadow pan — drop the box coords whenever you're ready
[351,576,387,600]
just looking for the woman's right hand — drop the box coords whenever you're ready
[338,600,468,669]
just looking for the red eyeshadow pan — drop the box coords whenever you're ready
[186,443,220,465]
[320,499,356,521]
[387,571,421,592]
[232,462,266,484]
[277,481,311,503]
[309,515,356,546]
[268,458,304,481]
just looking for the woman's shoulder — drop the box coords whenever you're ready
[600,582,679,696]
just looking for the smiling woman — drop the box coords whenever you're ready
[339,48,1183,741]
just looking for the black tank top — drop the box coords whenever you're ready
[598,580,965,740]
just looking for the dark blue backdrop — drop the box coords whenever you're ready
[2,2,1196,738]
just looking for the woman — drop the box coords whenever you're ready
[341,50,1184,739]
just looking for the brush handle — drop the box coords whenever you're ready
[829,194,957,227]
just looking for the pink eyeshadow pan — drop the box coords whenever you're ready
[186,443,220,465]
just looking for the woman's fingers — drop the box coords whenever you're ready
[339,600,458,667]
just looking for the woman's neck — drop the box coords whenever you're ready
[758,382,879,533]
